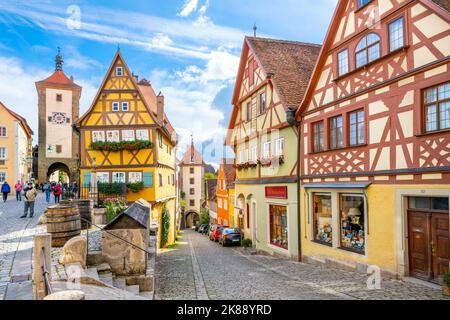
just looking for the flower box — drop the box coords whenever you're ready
[91,140,153,152]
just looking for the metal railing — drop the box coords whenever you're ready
[41,247,53,296]
[78,182,127,207]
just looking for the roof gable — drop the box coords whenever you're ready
[297,0,450,116]
[0,102,33,137]
[76,50,160,128]
[228,36,321,134]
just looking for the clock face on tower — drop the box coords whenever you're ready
[52,112,67,124]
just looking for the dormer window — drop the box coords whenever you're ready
[116,67,123,76]
[357,0,372,9]
[355,33,380,68]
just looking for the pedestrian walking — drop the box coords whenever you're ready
[1,181,11,202]
[43,181,51,203]
[21,182,37,218]
[53,183,62,204]
[14,180,23,201]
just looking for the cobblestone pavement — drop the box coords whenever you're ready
[0,193,48,300]
[154,230,449,300]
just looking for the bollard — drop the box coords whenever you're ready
[33,233,52,300]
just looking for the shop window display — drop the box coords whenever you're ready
[313,194,332,245]
[269,205,288,249]
[340,194,365,253]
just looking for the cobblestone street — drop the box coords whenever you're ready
[0,193,48,300]
[155,230,449,300]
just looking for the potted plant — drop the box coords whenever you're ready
[443,270,450,296]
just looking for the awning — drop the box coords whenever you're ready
[303,182,372,189]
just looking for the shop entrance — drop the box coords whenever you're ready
[407,196,449,284]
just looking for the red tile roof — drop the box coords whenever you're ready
[180,141,204,165]
[431,0,449,11]
[137,79,175,136]
[220,159,236,189]
[36,70,80,88]
[0,102,33,136]
[246,37,321,108]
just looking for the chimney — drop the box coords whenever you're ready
[157,93,164,124]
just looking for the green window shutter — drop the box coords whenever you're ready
[83,172,91,187]
[143,172,153,188]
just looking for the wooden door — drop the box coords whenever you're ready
[408,210,432,280]
[431,212,449,283]
[408,210,449,283]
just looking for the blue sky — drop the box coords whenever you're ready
[0,0,337,166]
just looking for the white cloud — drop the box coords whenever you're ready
[0,55,98,145]
[0,1,245,60]
[63,45,102,71]
[178,0,199,17]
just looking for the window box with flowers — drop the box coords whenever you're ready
[91,140,153,152]
[234,161,258,170]
[258,155,285,167]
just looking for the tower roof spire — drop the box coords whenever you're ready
[253,23,257,37]
[55,47,64,71]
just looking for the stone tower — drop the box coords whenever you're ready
[35,48,82,183]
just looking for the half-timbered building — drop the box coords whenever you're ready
[297,0,449,282]
[227,37,321,259]
[75,49,178,247]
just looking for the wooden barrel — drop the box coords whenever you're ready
[76,199,93,229]
[46,205,81,247]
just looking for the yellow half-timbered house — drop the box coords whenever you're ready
[75,49,178,247]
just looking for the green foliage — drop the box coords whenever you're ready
[98,182,126,195]
[161,202,171,248]
[104,200,127,223]
[91,140,153,152]
[241,238,252,248]
[200,209,210,225]
[63,191,76,199]
[204,172,217,180]
[180,191,186,199]
[126,182,145,193]
[444,270,450,288]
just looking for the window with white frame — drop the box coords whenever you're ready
[243,148,249,163]
[337,49,349,76]
[224,200,228,210]
[122,101,129,112]
[116,67,123,76]
[96,172,110,183]
[106,130,120,142]
[112,102,120,112]
[0,127,7,137]
[0,147,6,160]
[237,150,243,164]
[92,131,105,143]
[112,172,126,183]
[263,142,271,158]
[218,198,222,208]
[136,129,149,141]
[389,17,404,52]
[0,172,5,182]
[122,130,135,141]
[128,172,143,183]
[275,138,285,157]
[251,145,257,162]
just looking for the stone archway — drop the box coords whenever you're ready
[184,211,200,229]
[47,162,71,183]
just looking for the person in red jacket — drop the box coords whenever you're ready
[52,183,62,204]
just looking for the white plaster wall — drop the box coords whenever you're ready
[45,88,73,158]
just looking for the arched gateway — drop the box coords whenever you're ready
[35,49,81,184]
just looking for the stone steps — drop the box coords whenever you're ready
[112,277,127,290]
[125,284,140,295]
[98,273,113,287]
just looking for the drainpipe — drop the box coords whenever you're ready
[286,107,302,262]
